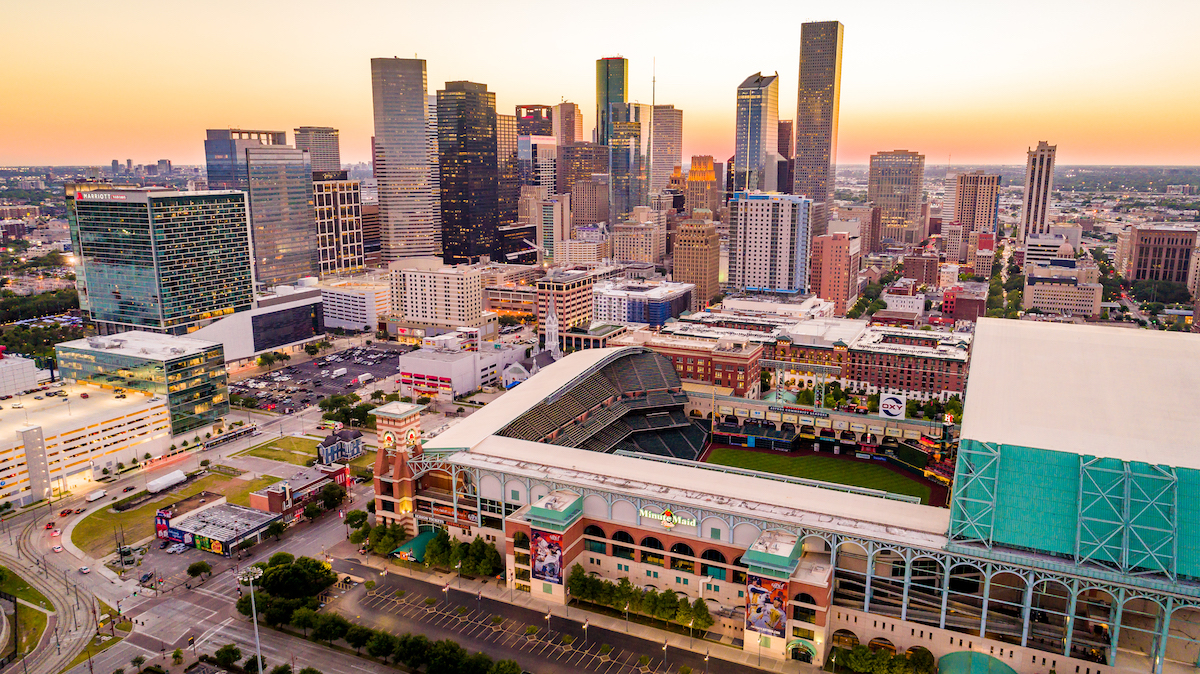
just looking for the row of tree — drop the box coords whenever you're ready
[565,564,715,632]
[229,601,523,674]
[836,644,936,674]
[0,289,79,329]
[424,530,505,577]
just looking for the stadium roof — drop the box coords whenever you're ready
[962,319,1200,469]
[452,436,950,547]
[424,346,646,452]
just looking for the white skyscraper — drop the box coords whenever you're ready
[426,94,441,237]
[650,104,682,193]
[1020,141,1056,242]
[371,58,439,260]
[729,191,812,294]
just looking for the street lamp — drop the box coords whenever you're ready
[238,566,264,674]
[442,582,449,607]
[662,640,668,668]
[545,610,551,635]
[624,602,630,632]
[688,619,694,648]
[583,620,588,649]
[455,561,461,586]
[705,649,710,674]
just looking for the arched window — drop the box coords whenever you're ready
[611,530,635,561]
[793,592,818,623]
[795,592,817,605]
[612,530,635,544]
[640,536,664,550]
[700,549,727,581]
[640,536,665,567]
[584,525,606,538]
[669,543,694,557]
[701,549,727,564]
[513,531,530,549]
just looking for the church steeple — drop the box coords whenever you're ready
[546,299,562,361]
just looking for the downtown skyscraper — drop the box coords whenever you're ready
[1021,141,1057,242]
[610,102,652,221]
[793,20,844,238]
[733,73,780,193]
[204,129,318,286]
[438,81,499,265]
[293,126,341,172]
[650,104,683,194]
[596,57,628,146]
[868,150,926,244]
[371,58,439,260]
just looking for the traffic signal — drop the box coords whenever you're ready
[188,636,194,646]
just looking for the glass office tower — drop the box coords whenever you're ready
[57,332,229,436]
[610,102,652,221]
[595,57,628,146]
[71,189,254,335]
[203,129,288,190]
[794,21,844,238]
[733,73,779,193]
[437,81,499,264]
[371,58,439,260]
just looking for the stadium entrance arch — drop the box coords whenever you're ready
[787,638,816,663]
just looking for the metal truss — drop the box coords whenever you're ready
[1078,458,1177,578]
[948,440,1000,545]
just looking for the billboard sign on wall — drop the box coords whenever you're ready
[745,574,787,638]
[879,393,907,419]
[531,529,564,585]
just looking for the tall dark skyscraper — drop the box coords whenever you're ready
[515,105,553,136]
[595,57,628,146]
[497,113,532,264]
[610,102,652,221]
[203,128,287,190]
[794,20,844,239]
[438,81,499,265]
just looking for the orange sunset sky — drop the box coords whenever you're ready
[3,0,1198,167]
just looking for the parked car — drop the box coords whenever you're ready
[80,393,89,399]
[159,540,170,549]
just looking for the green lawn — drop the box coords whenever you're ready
[71,473,265,557]
[61,632,127,672]
[349,449,376,470]
[17,605,46,656]
[705,448,932,504]
[0,565,51,610]
[238,436,320,466]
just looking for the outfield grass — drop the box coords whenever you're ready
[0,565,51,610]
[705,448,932,504]
[238,436,320,466]
[70,473,268,557]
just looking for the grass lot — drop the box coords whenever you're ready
[238,436,320,466]
[705,448,932,504]
[0,565,51,610]
[71,474,271,557]
[349,449,376,470]
[17,606,47,656]
[61,632,127,672]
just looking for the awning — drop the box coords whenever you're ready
[937,651,1019,674]
[390,529,438,563]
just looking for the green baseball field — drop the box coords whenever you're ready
[704,447,932,504]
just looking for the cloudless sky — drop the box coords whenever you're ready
[3,0,1199,167]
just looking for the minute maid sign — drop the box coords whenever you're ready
[639,508,697,529]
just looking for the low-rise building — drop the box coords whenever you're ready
[319,279,389,332]
[843,326,972,401]
[484,284,538,319]
[318,429,365,464]
[249,463,351,522]
[159,493,283,556]
[972,248,994,277]
[941,286,988,322]
[189,282,325,365]
[397,342,526,399]
[1022,276,1102,317]
[0,350,40,397]
[592,279,693,327]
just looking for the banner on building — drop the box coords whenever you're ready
[745,574,787,638]
[530,529,564,585]
[879,393,907,419]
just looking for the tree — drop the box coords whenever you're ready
[846,645,874,673]
[655,589,679,622]
[298,669,323,674]
[908,648,936,674]
[462,651,494,674]
[130,655,146,673]
[290,607,317,637]
[304,344,320,357]
[311,613,350,644]
[344,509,368,529]
[675,598,694,626]
[269,666,292,674]
[243,655,266,674]
[303,502,323,520]
[426,639,466,674]
[345,625,374,654]
[266,521,287,541]
[691,597,714,631]
[488,661,523,674]
[366,632,398,662]
[187,561,211,578]
[200,459,210,468]
[268,552,295,568]
[213,644,242,669]
[172,649,184,665]
[395,634,431,670]
[320,483,347,510]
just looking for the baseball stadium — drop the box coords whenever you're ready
[371,318,1200,674]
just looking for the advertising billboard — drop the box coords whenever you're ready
[745,574,788,638]
[155,510,171,539]
[530,529,564,585]
[879,393,907,419]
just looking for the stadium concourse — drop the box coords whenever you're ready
[370,321,1200,674]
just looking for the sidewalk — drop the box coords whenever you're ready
[336,543,814,674]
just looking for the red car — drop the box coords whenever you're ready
[44,522,55,529]
[80,393,90,399]
[59,509,72,517]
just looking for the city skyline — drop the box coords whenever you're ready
[4,0,1200,167]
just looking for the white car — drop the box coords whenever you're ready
[52,545,63,553]
[79,566,90,574]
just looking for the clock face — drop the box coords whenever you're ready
[381,431,397,447]
[406,428,420,443]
